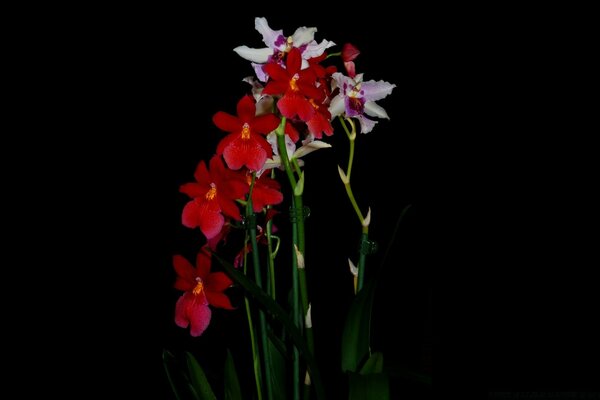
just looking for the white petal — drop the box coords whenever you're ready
[360,79,396,101]
[292,140,332,159]
[255,17,283,49]
[356,115,377,133]
[328,94,345,117]
[291,26,317,46]
[302,39,336,59]
[331,72,353,92]
[364,101,390,119]
[233,46,272,63]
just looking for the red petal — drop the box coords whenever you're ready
[175,292,212,337]
[193,160,210,185]
[195,246,212,279]
[342,43,360,62]
[181,200,201,229]
[206,271,232,292]
[252,186,283,212]
[179,182,204,198]
[278,93,315,121]
[262,80,289,96]
[174,294,190,329]
[174,276,194,292]
[285,122,299,142]
[173,254,196,284]
[218,198,242,221]
[236,95,256,122]
[263,63,289,83]
[307,113,334,139]
[251,114,280,134]
[298,81,324,102]
[222,136,268,171]
[286,48,301,74]
[199,209,225,240]
[213,111,241,132]
[216,133,238,155]
[344,61,356,78]
[206,291,234,310]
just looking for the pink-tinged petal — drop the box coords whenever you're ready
[360,80,396,102]
[218,198,242,221]
[206,291,234,310]
[328,95,345,117]
[237,95,256,122]
[252,62,269,82]
[223,137,268,171]
[207,222,230,251]
[195,246,212,279]
[233,46,272,63]
[193,160,210,185]
[213,112,241,133]
[255,17,283,49]
[174,294,190,329]
[179,182,205,198]
[263,63,289,83]
[356,115,378,134]
[342,43,360,62]
[173,254,196,284]
[364,101,390,119]
[302,39,336,59]
[286,48,302,74]
[278,93,315,122]
[175,292,212,336]
[251,114,280,134]
[199,209,225,240]
[206,271,233,292]
[344,61,356,79]
[331,72,353,93]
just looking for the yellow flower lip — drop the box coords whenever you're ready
[241,123,251,139]
[205,183,217,200]
[192,277,204,296]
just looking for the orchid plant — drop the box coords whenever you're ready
[163,17,407,400]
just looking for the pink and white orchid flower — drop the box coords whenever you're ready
[234,17,335,82]
[328,72,396,134]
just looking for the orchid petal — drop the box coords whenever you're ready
[356,115,378,134]
[195,247,212,279]
[360,79,396,101]
[291,26,317,46]
[252,62,269,82]
[292,140,332,159]
[328,94,345,117]
[302,39,336,59]
[205,271,233,292]
[175,292,212,337]
[255,17,283,49]
[364,101,390,119]
[233,46,272,63]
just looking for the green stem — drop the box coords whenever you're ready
[265,209,276,300]
[244,234,263,400]
[291,196,300,400]
[247,173,274,400]
[357,230,369,292]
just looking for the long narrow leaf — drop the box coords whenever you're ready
[348,372,389,400]
[213,253,326,400]
[341,278,376,372]
[224,349,242,400]
[162,349,187,400]
[184,351,217,400]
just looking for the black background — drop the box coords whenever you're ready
[34,6,599,399]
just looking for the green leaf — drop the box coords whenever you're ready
[162,349,187,400]
[348,372,389,400]
[184,351,217,400]
[268,337,287,400]
[341,278,376,372]
[213,253,326,400]
[359,352,384,375]
[224,349,242,400]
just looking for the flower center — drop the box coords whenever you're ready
[289,73,300,91]
[284,36,293,52]
[192,277,204,296]
[349,82,362,97]
[349,97,364,114]
[241,123,251,140]
[205,183,217,200]
[309,98,320,110]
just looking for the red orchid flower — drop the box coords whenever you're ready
[180,155,248,239]
[262,47,323,122]
[246,173,284,212]
[173,246,234,337]
[213,95,281,171]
